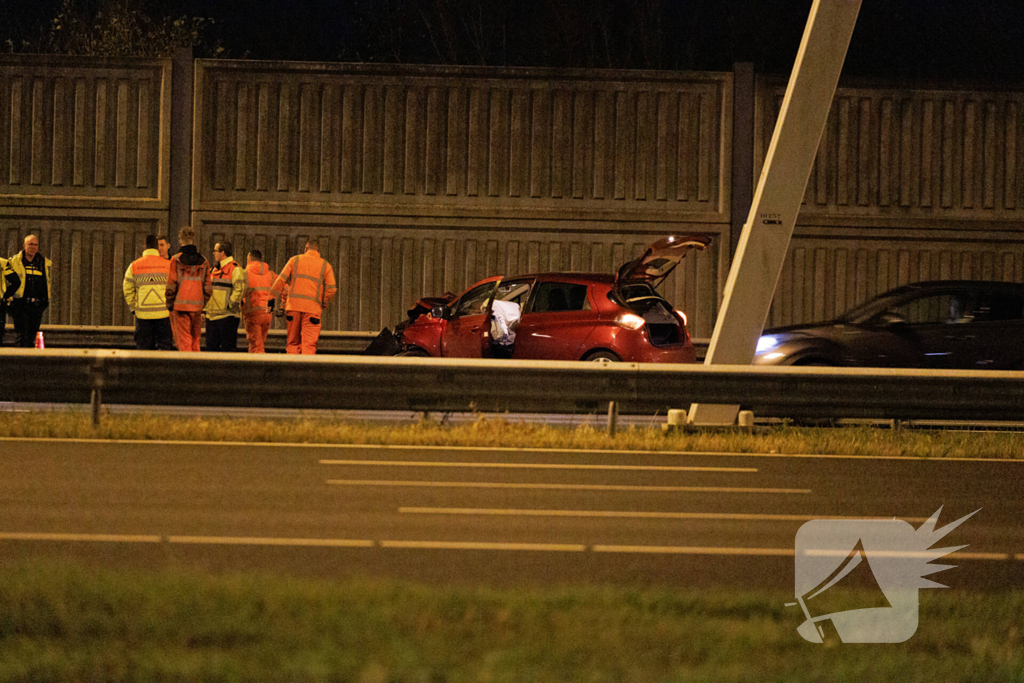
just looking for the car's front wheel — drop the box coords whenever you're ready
[397,347,430,357]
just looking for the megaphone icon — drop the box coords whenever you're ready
[792,510,979,644]
[795,539,892,643]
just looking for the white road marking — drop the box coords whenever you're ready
[0,530,1014,561]
[379,540,586,552]
[397,507,930,523]
[593,545,796,556]
[168,536,374,548]
[0,532,161,543]
[325,479,811,494]
[318,459,755,473]
[804,549,1010,561]
[2,437,1020,463]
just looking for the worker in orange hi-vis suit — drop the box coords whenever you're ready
[270,239,337,355]
[165,225,212,352]
[241,249,278,353]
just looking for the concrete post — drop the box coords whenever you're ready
[689,0,862,426]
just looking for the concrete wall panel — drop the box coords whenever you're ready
[0,56,171,209]
[192,61,733,226]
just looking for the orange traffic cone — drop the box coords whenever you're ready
[34,331,45,349]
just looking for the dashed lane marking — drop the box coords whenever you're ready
[318,459,755,473]
[0,532,161,543]
[379,540,586,552]
[0,531,1014,560]
[397,507,930,523]
[167,536,374,548]
[593,545,796,556]
[325,479,810,494]
[804,549,1010,561]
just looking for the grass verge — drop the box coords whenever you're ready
[0,561,1020,683]
[1,410,1023,459]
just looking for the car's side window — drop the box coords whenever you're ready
[452,282,497,318]
[890,293,972,325]
[529,282,590,313]
[496,280,533,307]
[973,292,1024,322]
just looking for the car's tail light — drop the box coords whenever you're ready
[614,313,645,330]
[674,309,688,326]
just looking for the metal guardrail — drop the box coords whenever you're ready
[33,325,377,354]
[29,326,714,360]
[1,348,1022,423]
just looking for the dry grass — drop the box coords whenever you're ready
[1,409,1022,459]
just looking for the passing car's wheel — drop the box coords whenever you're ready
[398,347,430,357]
[584,350,622,362]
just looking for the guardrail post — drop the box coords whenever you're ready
[607,401,618,437]
[89,356,106,427]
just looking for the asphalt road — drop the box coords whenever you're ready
[0,438,1021,592]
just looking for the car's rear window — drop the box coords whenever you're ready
[617,283,657,301]
[530,282,590,313]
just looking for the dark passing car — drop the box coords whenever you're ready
[754,280,1024,369]
[393,235,712,362]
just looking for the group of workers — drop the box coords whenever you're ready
[1,228,337,354]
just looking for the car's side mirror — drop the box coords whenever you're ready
[431,305,451,320]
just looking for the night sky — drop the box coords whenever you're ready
[3,0,1024,82]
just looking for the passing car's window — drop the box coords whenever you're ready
[531,282,590,313]
[973,292,1024,322]
[452,282,497,318]
[890,293,972,325]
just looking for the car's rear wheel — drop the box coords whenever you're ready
[584,350,622,362]
[398,347,430,357]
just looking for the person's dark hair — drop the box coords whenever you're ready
[156,234,169,244]
[305,238,320,251]
[145,235,158,250]
[248,249,263,261]
[218,241,233,257]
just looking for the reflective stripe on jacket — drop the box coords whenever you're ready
[0,257,9,298]
[205,257,246,320]
[7,251,51,300]
[243,262,277,315]
[166,249,212,312]
[271,250,337,315]
[123,249,170,319]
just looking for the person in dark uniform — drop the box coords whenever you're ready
[7,235,52,348]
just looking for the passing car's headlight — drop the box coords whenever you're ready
[756,335,779,353]
[614,313,646,330]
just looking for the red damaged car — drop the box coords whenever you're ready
[392,234,712,362]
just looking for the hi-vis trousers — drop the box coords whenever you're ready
[285,311,321,354]
[171,311,203,352]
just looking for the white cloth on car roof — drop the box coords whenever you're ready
[490,299,521,345]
